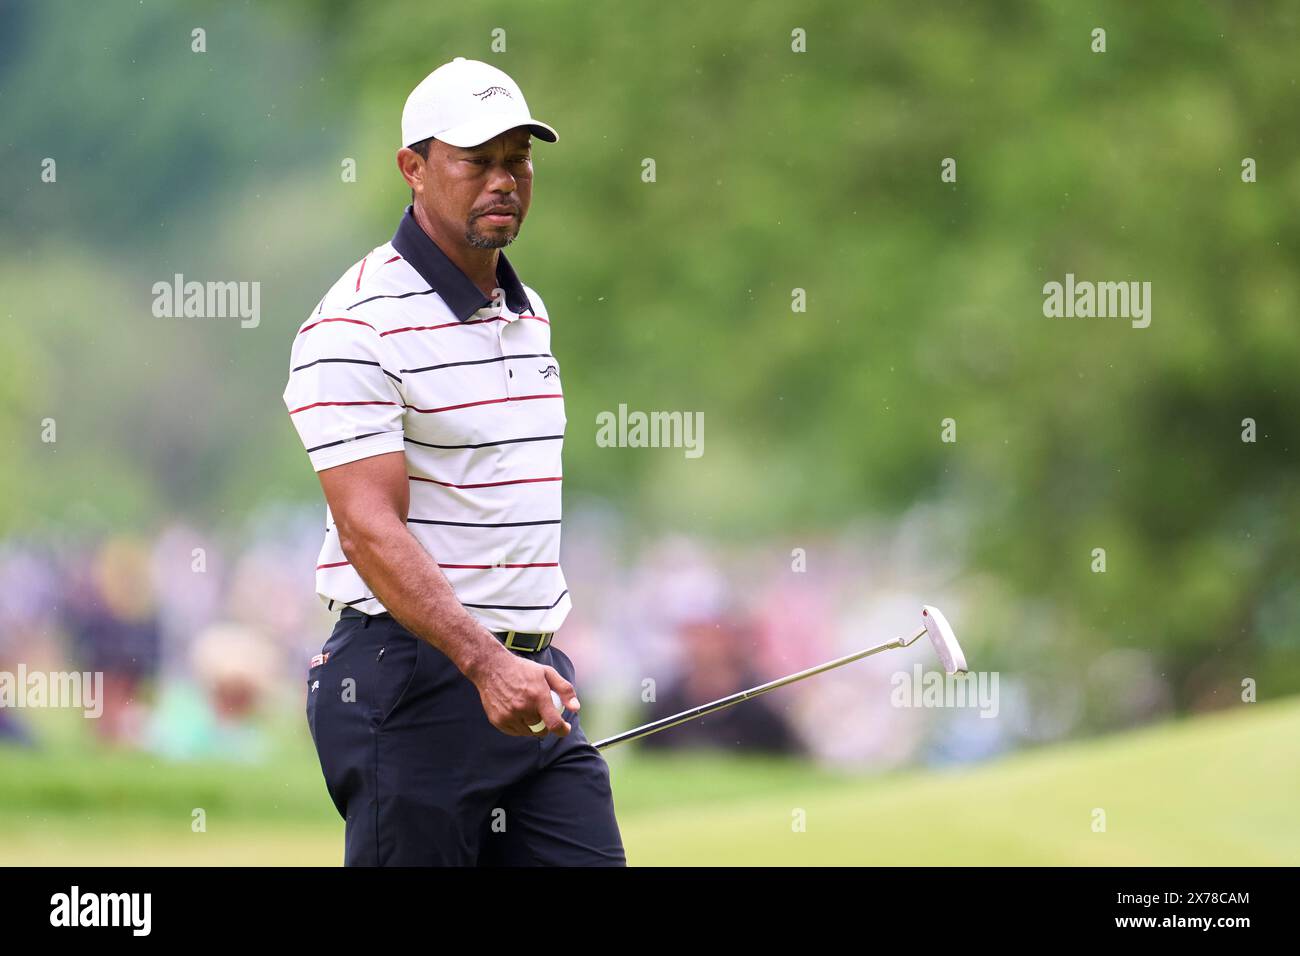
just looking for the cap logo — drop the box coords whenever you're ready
[473,85,513,100]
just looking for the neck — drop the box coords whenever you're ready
[412,202,499,298]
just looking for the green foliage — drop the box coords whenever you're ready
[1,0,1296,702]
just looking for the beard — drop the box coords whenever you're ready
[465,216,519,249]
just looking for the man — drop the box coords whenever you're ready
[282,57,625,866]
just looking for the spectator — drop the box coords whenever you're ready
[640,614,803,755]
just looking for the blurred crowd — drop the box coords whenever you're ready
[0,500,1011,768]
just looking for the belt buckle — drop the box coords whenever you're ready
[502,631,553,652]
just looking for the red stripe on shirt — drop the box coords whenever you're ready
[289,400,400,415]
[354,256,368,292]
[382,317,498,337]
[298,316,377,336]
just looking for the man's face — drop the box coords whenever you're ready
[403,127,534,250]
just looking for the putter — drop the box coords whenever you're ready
[592,605,966,751]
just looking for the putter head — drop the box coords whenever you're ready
[921,605,967,674]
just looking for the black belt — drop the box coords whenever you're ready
[338,608,554,653]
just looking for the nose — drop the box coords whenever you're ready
[487,163,518,194]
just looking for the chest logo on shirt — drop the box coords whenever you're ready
[539,365,559,381]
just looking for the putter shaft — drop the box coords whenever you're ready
[592,625,927,751]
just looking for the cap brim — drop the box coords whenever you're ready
[427,115,558,148]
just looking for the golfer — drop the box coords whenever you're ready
[283,57,625,866]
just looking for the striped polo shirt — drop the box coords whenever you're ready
[282,205,571,633]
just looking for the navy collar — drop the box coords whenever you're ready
[390,204,533,321]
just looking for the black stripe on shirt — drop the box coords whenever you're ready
[306,431,395,453]
[402,353,553,375]
[463,589,569,612]
[327,517,560,533]
[408,517,561,528]
[293,357,403,384]
[347,287,438,311]
[405,434,564,451]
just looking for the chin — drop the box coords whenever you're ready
[465,226,518,249]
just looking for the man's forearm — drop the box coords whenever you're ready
[340,519,509,682]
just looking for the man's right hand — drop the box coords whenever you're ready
[469,646,581,738]
[316,452,582,740]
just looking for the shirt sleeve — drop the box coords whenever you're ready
[282,314,407,472]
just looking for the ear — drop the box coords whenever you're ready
[396,147,424,194]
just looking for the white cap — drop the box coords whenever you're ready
[401,57,559,149]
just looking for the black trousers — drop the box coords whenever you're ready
[306,610,626,866]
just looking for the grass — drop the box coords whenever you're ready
[1,698,1296,865]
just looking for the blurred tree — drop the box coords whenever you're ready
[1,0,1296,711]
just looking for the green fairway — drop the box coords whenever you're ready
[2,699,1296,866]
